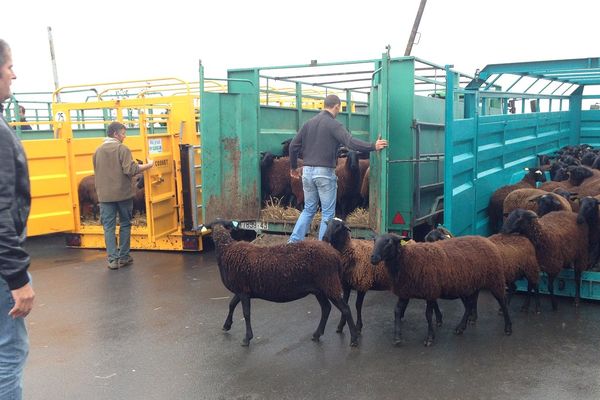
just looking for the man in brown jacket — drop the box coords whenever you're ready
[93,121,154,269]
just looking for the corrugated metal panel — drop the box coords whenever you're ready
[23,139,75,235]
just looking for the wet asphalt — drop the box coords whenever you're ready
[22,234,600,400]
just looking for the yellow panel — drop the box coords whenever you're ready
[23,139,75,236]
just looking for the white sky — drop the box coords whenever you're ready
[2,0,597,94]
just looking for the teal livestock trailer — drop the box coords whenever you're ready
[200,53,476,238]
[444,57,600,300]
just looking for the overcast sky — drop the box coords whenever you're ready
[2,0,596,94]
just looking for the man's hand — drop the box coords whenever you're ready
[375,134,388,151]
[290,168,301,179]
[9,283,35,318]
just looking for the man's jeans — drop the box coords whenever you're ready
[0,278,28,400]
[288,166,337,243]
[100,199,133,263]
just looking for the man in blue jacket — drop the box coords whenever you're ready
[288,94,387,242]
[0,38,35,400]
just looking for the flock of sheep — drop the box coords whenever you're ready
[207,143,600,349]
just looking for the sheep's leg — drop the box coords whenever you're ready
[454,296,472,335]
[393,298,409,346]
[329,296,359,347]
[467,291,479,324]
[499,282,516,315]
[547,274,558,311]
[432,301,443,327]
[424,300,437,347]
[574,267,582,308]
[355,291,366,334]
[223,294,241,331]
[336,286,352,333]
[492,291,512,336]
[313,292,332,341]
[239,294,253,346]
[397,298,410,320]
[532,282,541,314]
[521,281,532,313]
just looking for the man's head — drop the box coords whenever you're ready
[107,121,127,142]
[324,94,341,117]
[0,39,16,103]
[19,105,25,117]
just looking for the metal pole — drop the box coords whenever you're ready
[404,0,427,56]
[47,26,61,102]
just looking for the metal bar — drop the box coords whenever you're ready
[230,58,379,73]
[505,75,524,92]
[271,70,374,80]
[413,122,422,225]
[405,0,428,56]
[315,77,373,85]
[523,78,541,93]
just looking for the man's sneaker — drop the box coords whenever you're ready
[108,260,119,270]
[119,255,134,268]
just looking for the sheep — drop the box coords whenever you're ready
[335,150,362,218]
[132,174,145,216]
[501,209,589,309]
[78,175,99,219]
[207,219,359,347]
[488,233,541,314]
[488,167,546,232]
[370,234,511,346]
[322,218,443,335]
[424,225,453,242]
[260,154,304,207]
[503,188,571,219]
[359,166,370,208]
[577,196,600,271]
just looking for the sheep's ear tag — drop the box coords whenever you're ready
[524,167,530,171]
[231,221,239,229]
[200,225,209,234]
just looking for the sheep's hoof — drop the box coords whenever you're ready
[350,338,359,347]
[519,306,529,313]
[573,299,580,308]
[336,325,344,333]
[436,321,443,328]
[222,324,232,331]
[311,334,321,342]
[454,328,465,335]
[241,339,250,347]
[423,338,435,347]
[504,328,512,336]
[393,337,404,347]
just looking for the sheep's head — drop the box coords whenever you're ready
[281,139,292,157]
[500,209,538,234]
[552,187,573,200]
[371,233,404,265]
[576,197,600,225]
[205,219,238,231]
[581,151,597,167]
[322,218,350,249]
[260,152,275,169]
[536,194,563,217]
[347,150,360,171]
[424,226,453,242]
[524,167,547,183]
[568,166,594,186]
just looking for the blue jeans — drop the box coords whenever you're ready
[100,199,133,263]
[288,166,337,243]
[0,279,29,400]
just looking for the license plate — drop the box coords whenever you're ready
[238,221,269,231]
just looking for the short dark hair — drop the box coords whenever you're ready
[0,39,10,76]
[107,121,126,137]
[324,94,341,109]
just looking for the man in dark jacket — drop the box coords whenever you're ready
[0,38,35,400]
[288,94,387,242]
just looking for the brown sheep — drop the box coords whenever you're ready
[488,168,546,232]
[208,219,359,347]
[503,188,571,219]
[359,165,370,208]
[322,218,443,334]
[488,234,540,313]
[78,175,99,219]
[501,209,589,309]
[335,150,362,218]
[370,234,511,346]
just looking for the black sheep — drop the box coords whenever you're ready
[207,219,359,347]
